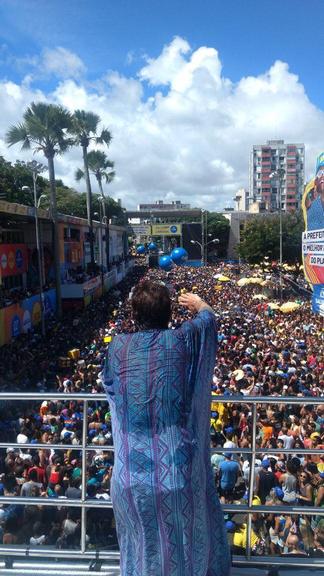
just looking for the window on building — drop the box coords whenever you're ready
[3,274,23,290]
[0,229,24,243]
[70,228,80,241]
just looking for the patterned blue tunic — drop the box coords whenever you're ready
[104,310,231,576]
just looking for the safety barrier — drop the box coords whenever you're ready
[0,393,323,574]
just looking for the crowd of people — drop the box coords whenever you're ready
[0,260,323,556]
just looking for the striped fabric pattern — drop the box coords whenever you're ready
[104,310,231,576]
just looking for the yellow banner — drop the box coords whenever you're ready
[151,223,182,236]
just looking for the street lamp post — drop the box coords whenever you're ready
[201,209,205,266]
[233,194,242,266]
[94,210,104,291]
[99,195,109,272]
[270,168,285,302]
[22,160,47,335]
[191,238,219,265]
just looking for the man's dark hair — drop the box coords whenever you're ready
[28,469,38,482]
[132,280,171,330]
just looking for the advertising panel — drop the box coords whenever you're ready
[151,223,182,236]
[0,288,56,346]
[0,244,28,277]
[83,276,102,296]
[128,224,151,236]
[83,276,102,307]
[302,152,324,315]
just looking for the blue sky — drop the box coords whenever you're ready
[1,0,323,104]
[0,0,323,209]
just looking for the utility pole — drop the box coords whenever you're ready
[22,161,47,335]
[201,209,205,266]
[270,168,285,302]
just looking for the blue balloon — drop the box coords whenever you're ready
[171,247,188,265]
[148,242,157,251]
[159,255,173,271]
[136,244,146,255]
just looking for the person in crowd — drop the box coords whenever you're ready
[255,459,277,504]
[0,260,323,556]
[103,282,231,575]
[219,453,240,503]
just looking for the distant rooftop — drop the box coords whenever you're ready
[138,200,191,210]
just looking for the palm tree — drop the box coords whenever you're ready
[6,102,73,317]
[76,150,115,270]
[69,110,112,269]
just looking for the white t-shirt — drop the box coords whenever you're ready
[30,535,46,545]
[278,433,295,449]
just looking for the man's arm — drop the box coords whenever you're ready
[178,292,214,315]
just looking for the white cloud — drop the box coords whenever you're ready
[139,36,191,86]
[41,47,86,79]
[0,37,324,210]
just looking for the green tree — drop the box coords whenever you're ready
[69,110,112,269]
[0,157,49,204]
[76,150,115,195]
[238,212,304,265]
[76,149,115,269]
[206,212,230,258]
[6,102,73,316]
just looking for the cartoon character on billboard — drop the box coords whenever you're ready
[302,152,324,315]
[305,153,324,231]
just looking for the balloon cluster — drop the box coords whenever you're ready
[136,242,157,255]
[159,247,188,271]
[136,244,146,255]
[136,243,188,271]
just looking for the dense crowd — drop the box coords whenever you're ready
[0,261,323,556]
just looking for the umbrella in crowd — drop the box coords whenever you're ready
[280,301,301,313]
[237,277,250,287]
[267,302,281,310]
[252,294,268,300]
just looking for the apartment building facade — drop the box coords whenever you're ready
[249,140,305,212]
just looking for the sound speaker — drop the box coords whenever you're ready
[182,223,202,259]
[148,254,159,268]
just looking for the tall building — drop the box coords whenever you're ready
[234,188,249,212]
[249,140,305,212]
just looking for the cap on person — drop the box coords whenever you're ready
[275,487,284,500]
[261,459,270,469]
[224,453,233,459]
[225,520,236,531]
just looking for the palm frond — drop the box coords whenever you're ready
[75,168,85,181]
[71,110,100,137]
[5,123,30,148]
[104,170,115,184]
[96,128,112,146]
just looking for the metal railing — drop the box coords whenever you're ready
[0,392,323,573]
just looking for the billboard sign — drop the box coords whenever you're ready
[302,152,324,315]
[0,288,56,347]
[0,244,28,277]
[151,223,182,236]
[128,224,151,236]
